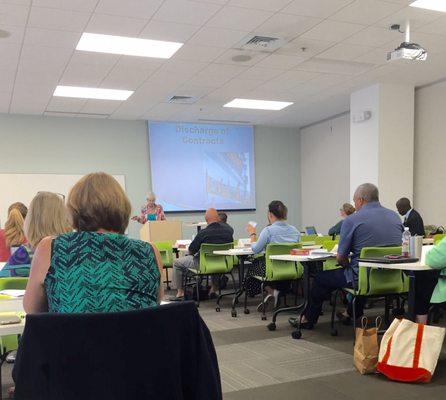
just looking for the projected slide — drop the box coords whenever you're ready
[149,122,255,212]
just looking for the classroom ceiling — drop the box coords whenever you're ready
[1,0,446,127]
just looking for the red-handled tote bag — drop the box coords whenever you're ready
[377,318,445,383]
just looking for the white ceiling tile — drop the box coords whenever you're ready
[0,43,21,69]
[254,54,306,69]
[46,96,86,113]
[86,13,149,36]
[317,43,376,61]
[15,64,63,87]
[80,100,122,115]
[189,63,247,87]
[282,0,355,18]
[153,0,221,25]
[236,66,284,82]
[206,6,273,31]
[254,13,322,39]
[0,68,16,92]
[344,26,400,47]
[329,0,403,25]
[32,0,97,12]
[19,44,73,70]
[353,47,388,65]
[300,20,365,42]
[0,24,25,44]
[227,0,293,12]
[171,84,215,99]
[95,0,163,19]
[0,91,11,113]
[207,78,261,98]
[162,58,208,77]
[276,37,335,57]
[296,58,374,75]
[28,6,90,32]
[139,20,200,42]
[172,44,225,63]
[188,26,249,48]
[244,87,295,102]
[0,2,29,26]
[10,84,53,114]
[376,5,442,30]
[417,15,446,36]
[24,27,81,48]
[213,48,269,66]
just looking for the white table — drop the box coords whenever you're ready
[359,246,434,321]
[0,319,25,336]
[214,248,256,317]
[269,252,336,339]
[0,298,24,313]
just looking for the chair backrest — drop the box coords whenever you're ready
[199,243,234,274]
[313,235,333,245]
[13,302,222,400]
[322,240,339,251]
[300,234,318,243]
[265,243,303,281]
[0,277,28,291]
[434,233,446,244]
[358,246,406,296]
[153,241,174,267]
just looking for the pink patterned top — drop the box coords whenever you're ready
[138,203,166,223]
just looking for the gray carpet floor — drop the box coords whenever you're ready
[2,293,445,399]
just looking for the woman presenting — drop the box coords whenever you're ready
[132,192,166,223]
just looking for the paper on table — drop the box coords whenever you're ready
[174,239,192,248]
[0,289,25,298]
[237,238,252,248]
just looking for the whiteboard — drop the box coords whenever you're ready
[0,174,126,228]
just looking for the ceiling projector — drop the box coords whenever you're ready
[387,21,427,62]
[387,42,427,61]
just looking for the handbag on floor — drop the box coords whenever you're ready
[354,316,381,375]
[377,318,445,383]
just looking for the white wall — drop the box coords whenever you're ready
[414,80,446,226]
[300,113,350,234]
[0,114,301,239]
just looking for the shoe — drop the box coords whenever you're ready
[166,295,184,302]
[336,311,352,326]
[288,317,314,329]
[257,294,275,312]
[6,351,16,364]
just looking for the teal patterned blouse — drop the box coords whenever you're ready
[44,232,160,313]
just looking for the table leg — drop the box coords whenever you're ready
[231,256,247,318]
[290,262,311,339]
[407,272,416,322]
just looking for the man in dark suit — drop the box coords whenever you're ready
[396,197,425,236]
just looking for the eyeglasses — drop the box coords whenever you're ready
[37,191,66,200]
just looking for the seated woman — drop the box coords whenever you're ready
[24,172,164,314]
[0,205,28,262]
[328,203,355,237]
[425,236,446,309]
[1,192,71,277]
[132,192,166,223]
[245,201,301,311]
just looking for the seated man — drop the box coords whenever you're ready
[301,183,403,329]
[170,208,233,300]
[218,211,234,235]
[396,197,425,236]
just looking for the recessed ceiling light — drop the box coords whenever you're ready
[53,85,133,100]
[76,32,183,58]
[223,98,293,111]
[410,0,446,12]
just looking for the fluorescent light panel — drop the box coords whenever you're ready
[224,98,293,111]
[53,85,133,100]
[76,33,183,58]
[410,0,446,12]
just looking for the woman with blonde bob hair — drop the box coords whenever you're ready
[24,172,163,314]
[1,192,71,276]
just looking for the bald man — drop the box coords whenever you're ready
[170,208,233,300]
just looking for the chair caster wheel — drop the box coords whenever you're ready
[244,309,250,314]
[330,329,338,337]
[292,330,302,339]
[261,316,267,321]
[215,307,220,312]
[231,310,237,318]
[267,322,276,331]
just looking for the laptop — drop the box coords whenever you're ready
[359,256,419,264]
[305,226,317,235]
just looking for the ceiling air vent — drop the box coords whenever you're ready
[237,35,285,52]
[167,95,197,104]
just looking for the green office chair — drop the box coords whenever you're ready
[187,243,235,311]
[330,246,407,336]
[322,240,340,271]
[0,278,28,356]
[153,241,174,290]
[248,243,303,322]
[313,236,333,246]
[434,233,446,244]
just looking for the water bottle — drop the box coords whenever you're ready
[402,227,410,257]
